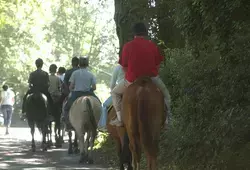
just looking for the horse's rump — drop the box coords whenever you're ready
[69,96,101,133]
[122,76,164,157]
[26,92,49,132]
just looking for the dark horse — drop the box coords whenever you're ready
[61,97,79,154]
[26,92,49,152]
[47,94,64,148]
[107,107,133,170]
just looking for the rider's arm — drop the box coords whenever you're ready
[110,66,119,90]
[119,44,129,72]
[91,75,97,91]
[28,72,33,88]
[57,77,62,91]
[45,72,50,89]
[63,70,69,85]
[69,72,75,91]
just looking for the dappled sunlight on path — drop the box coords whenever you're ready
[0,127,109,170]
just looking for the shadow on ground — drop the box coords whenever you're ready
[0,132,109,170]
[0,111,118,169]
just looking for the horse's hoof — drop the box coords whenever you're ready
[79,156,86,164]
[31,147,36,152]
[127,165,133,170]
[48,141,53,147]
[42,145,47,151]
[55,143,62,148]
[68,149,73,154]
[74,148,80,154]
[88,158,94,164]
[31,144,36,152]
[79,159,85,164]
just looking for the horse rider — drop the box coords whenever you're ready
[62,57,79,97]
[48,64,62,102]
[57,66,66,83]
[21,58,54,120]
[110,22,171,128]
[98,64,125,131]
[64,56,100,114]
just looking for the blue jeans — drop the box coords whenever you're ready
[1,105,13,127]
[98,96,112,130]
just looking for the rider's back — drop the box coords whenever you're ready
[121,37,163,82]
[49,74,61,96]
[70,68,95,92]
[29,69,49,91]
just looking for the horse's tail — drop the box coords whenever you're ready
[138,86,157,157]
[85,97,97,137]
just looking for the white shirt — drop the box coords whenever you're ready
[1,89,15,106]
[110,65,125,91]
[58,74,65,82]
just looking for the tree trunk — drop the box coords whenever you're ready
[114,0,149,56]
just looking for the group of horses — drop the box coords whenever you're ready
[24,77,167,170]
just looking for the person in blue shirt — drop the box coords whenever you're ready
[98,64,125,131]
[64,57,100,114]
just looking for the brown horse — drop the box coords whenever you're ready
[107,107,133,170]
[122,77,166,170]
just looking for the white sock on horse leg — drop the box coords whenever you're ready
[117,111,121,121]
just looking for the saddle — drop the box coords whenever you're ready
[27,92,47,102]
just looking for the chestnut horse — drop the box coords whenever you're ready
[107,107,133,170]
[122,77,166,170]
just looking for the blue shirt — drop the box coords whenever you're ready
[69,68,96,92]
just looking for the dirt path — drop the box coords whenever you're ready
[0,127,110,170]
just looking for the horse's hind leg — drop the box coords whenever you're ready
[79,132,86,163]
[55,119,62,148]
[29,122,36,152]
[114,138,124,170]
[87,131,96,164]
[73,132,79,154]
[48,122,53,148]
[145,152,157,170]
[68,130,73,154]
[129,137,141,170]
[60,123,65,143]
[41,124,48,151]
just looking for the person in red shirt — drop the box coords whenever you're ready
[110,22,171,128]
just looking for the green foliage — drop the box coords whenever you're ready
[111,0,250,169]
[155,0,250,169]
[0,0,119,114]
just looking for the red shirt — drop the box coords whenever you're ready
[119,37,164,82]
